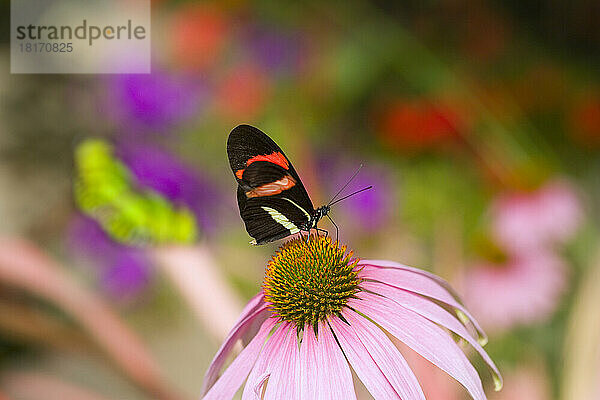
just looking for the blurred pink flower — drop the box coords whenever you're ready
[201,237,501,399]
[0,238,182,399]
[489,366,550,400]
[463,252,567,333]
[491,180,582,254]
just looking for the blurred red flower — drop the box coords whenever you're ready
[569,95,600,147]
[216,63,270,120]
[169,4,229,70]
[376,99,467,151]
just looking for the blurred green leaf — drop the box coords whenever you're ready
[74,140,197,246]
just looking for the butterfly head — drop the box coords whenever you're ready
[313,205,331,224]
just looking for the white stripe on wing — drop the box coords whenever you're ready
[281,197,311,220]
[261,206,301,234]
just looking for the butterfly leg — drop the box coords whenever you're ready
[316,227,329,239]
[313,221,329,241]
[326,214,339,243]
[303,229,310,243]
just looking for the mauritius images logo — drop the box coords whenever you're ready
[11,0,151,74]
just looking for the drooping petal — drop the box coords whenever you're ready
[350,293,488,400]
[263,323,301,400]
[202,293,266,393]
[210,306,268,372]
[358,261,487,344]
[241,309,270,346]
[361,281,502,390]
[203,318,276,400]
[359,260,462,299]
[242,322,289,400]
[299,321,356,400]
[331,313,425,400]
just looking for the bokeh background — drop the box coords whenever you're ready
[1,0,600,399]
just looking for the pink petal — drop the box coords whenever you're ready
[263,323,301,400]
[202,293,267,393]
[299,321,356,400]
[359,260,487,343]
[331,313,425,400]
[203,318,276,400]
[242,310,270,346]
[242,323,290,400]
[361,281,502,390]
[359,260,463,298]
[350,292,488,400]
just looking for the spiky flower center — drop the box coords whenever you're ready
[263,236,361,329]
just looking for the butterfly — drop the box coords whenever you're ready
[227,124,371,245]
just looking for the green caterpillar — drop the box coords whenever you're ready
[74,139,197,246]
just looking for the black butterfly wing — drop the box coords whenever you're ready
[227,125,315,244]
[237,187,313,245]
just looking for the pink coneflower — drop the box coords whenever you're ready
[462,180,580,333]
[463,252,567,333]
[491,180,582,255]
[202,236,501,399]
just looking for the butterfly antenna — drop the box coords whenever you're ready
[327,164,364,206]
[328,185,373,207]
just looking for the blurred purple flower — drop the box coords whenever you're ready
[68,215,152,302]
[318,155,395,235]
[102,251,151,302]
[116,142,229,234]
[107,69,208,134]
[245,25,303,74]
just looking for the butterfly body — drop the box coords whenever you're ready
[227,124,331,245]
[304,205,330,231]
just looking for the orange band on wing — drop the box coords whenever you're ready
[246,152,289,170]
[246,175,296,198]
[236,169,245,179]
